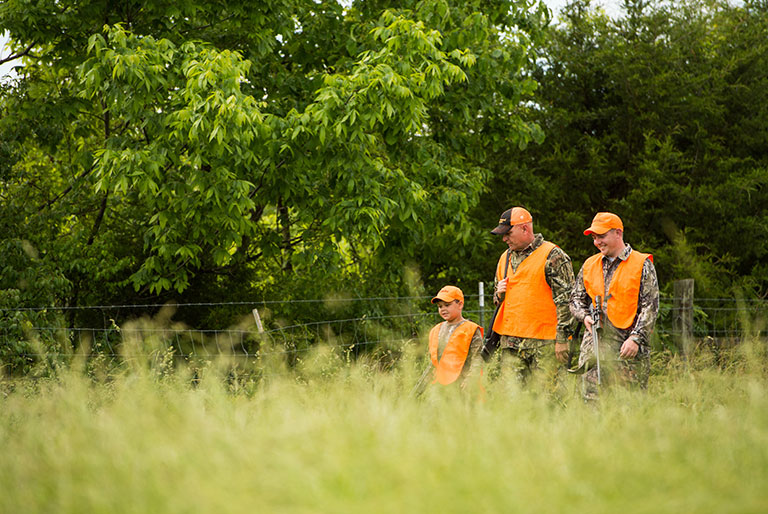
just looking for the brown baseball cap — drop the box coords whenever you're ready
[491,207,533,234]
[583,212,623,235]
[431,285,464,304]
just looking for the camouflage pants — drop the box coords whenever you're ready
[489,335,571,401]
[578,330,650,401]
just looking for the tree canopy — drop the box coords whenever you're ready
[480,0,768,297]
[1,0,767,341]
[0,0,549,320]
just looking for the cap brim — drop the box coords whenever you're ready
[584,226,609,236]
[491,225,511,235]
[431,295,450,304]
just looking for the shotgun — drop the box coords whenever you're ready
[590,295,603,385]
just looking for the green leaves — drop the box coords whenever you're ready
[0,0,550,308]
[77,26,270,293]
[494,0,768,297]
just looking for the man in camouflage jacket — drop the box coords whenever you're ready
[570,212,659,400]
[490,207,577,390]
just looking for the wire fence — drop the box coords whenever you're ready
[2,288,767,375]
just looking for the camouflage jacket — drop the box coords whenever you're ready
[570,244,659,348]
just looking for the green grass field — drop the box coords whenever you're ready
[1,342,767,514]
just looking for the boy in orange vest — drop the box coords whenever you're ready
[414,285,483,395]
[569,212,659,400]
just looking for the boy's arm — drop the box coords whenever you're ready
[413,326,438,396]
[461,327,484,388]
[411,363,432,397]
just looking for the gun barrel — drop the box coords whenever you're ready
[592,295,602,385]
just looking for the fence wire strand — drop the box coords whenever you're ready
[2,293,767,377]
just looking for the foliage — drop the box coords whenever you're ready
[3,0,768,370]
[482,0,768,298]
[0,0,549,328]
[0,239,70,374]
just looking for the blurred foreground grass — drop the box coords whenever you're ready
[1,340,767,514]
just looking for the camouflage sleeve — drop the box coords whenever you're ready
[467,327,484,374]
[545,246,576,341]
[460,327,484,388]
[630,258,659,347]
[569,266,591,323]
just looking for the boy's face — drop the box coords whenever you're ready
[435,300,462,323]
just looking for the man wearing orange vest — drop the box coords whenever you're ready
[416,285,484,394]
[570,212,659,400]
[490,207,576,387]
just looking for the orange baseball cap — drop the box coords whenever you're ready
[583,212,623,235]
[431,285,464,304]
[491,207,533,234]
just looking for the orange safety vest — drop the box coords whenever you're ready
[492,241,558,340]
[582,250,653,329]
[429,320,482,385]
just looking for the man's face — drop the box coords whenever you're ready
[591,229,624,258]
[436,300,462,323]
[502,223,529,251]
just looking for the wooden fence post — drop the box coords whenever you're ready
[673,279,694,354]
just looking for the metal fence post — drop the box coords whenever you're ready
[478,281,485,328]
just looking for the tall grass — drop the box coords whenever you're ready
[1,340,767,513]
